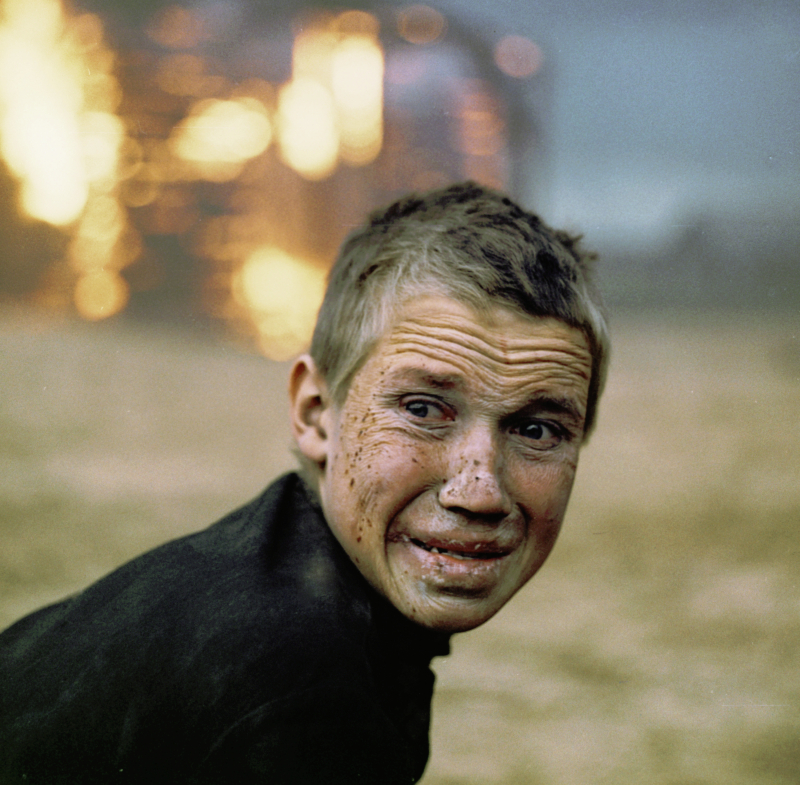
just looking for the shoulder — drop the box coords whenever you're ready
[2,473,372,662]
[0,475,371,735]
[0,474,443,784]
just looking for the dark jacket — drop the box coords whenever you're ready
[0,473,450,784]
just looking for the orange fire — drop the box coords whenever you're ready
[277,11,384,179]
[0,1,523,362]
[201,10,385,358]
[169,97,273,181]
[0,0,134,319]
[233,247,326,361]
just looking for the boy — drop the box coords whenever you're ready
[0,182,609,783]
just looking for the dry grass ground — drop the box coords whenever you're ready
[1,307,798,783]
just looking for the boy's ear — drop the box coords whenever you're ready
[288,355,332,467]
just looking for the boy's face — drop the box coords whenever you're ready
[295,296,593,633]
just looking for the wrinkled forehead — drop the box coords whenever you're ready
[382,293,587,349]
[348,295,593,408]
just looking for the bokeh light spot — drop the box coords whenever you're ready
[334,10,380,37]
[74,269,129,320]
[396,5,446,46]
[332,36,383,165]
[494,35,543,79]
[277,78,338,180]
[0,0,87,224]
[235,247,326,360]
[170,98,272,167]
[81,111,125,183]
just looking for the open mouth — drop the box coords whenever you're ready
[409,537,505,561]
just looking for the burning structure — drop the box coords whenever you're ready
[0,0,547,358]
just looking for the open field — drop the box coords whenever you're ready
[1,307,798,783]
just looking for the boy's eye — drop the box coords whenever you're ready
[515,420,563,447]
[401,397,451,422]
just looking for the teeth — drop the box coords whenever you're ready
[431,545,467,558]
[410,538,498,560]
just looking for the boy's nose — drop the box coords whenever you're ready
[437,426,512,521]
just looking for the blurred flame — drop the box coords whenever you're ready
[81,111,126,183]
[0,0,137,320]
[234,247,326,360]
[170,98,272,180]
[277,12,383,179]
[332,35,383,165]
[0,0,89,224]
[0,0,513,347]
[73,268,129,321]
[293,27,338,80]
[277,77,339,180]
[68,195,124,272]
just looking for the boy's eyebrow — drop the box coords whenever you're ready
[515,394,585,423]
[384,366,462,389]
[383,367,586,422]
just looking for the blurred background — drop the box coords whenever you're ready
[0,0,798,782]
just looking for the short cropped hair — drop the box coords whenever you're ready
[310,181,609,435]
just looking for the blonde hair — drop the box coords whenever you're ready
[311,181,609,435]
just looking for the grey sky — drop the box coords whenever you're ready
[437,0,800,244]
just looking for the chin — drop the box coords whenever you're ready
[402,594,506,633]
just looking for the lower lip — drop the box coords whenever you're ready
[390,538,511,594]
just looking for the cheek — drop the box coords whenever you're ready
[340,431,439,530]
[516,466,574,582]
[515,459,577,521]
